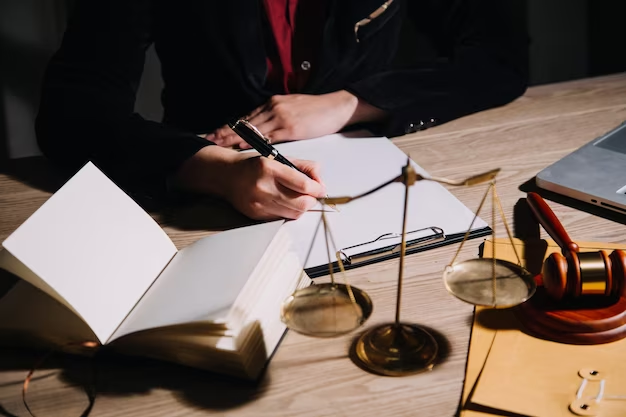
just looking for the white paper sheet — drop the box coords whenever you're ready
[1,163,177,343]
[276,133,488,270]
[110,221,284,342]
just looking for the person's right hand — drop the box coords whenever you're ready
[175,146,326,220]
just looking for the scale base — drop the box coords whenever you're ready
[351,322,438,376]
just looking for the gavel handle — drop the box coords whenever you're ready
[527,192,579,254]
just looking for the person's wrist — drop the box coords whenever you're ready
[329,90,359,123]
[175,145,240,197]
[338,90,387,125]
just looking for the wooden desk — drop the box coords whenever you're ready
[1,73,625,417]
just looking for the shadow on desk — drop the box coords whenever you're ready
[0,347,271,412]
[519,177,626,226]
[0,157,66,194]
[0,157,258,233]
[159,197,257,232]
[0,329,454,414]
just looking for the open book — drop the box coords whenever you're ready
[0,163,309,379]
[0,133,487,378]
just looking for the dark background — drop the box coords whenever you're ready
[0,0,625,166]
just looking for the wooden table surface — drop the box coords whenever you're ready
[1,73,625,417]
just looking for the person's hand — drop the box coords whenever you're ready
[207,90,386,149]
[175,146,326,220]
[226,153,326,220]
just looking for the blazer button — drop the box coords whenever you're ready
[404,118,437,134]
[405,120,425,134]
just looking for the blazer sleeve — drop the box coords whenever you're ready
[35,0,210,197]
[346,0,529,137]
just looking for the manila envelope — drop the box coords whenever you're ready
[461,238,626,417]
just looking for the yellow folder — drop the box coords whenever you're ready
[461,238,626,417]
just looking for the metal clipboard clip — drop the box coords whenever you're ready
[337,226,446,267]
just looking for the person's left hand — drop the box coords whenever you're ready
[207,91,362,149]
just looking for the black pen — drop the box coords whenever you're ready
[227,119,337,211]
[228,119,302,172]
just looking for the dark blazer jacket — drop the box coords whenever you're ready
[36,0,528,196]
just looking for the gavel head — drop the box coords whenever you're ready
[542,249,626,301]
[526,192,626,302]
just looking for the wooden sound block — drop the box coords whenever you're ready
[515,287,626,344]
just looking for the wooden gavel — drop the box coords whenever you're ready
[527,192,626,301]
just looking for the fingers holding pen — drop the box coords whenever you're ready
[176,146,326,221]
[227,155,325,220]
[289,158,324,184]
[205,113,327,219]
[273,161,326,199]
[273,184,319,217]
[263,197,314,220]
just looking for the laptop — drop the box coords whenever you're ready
[536,121,626,214]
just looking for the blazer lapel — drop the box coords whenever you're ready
[202,0,401,96]
[306,0,401,92]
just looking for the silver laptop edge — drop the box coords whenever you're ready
[536,121,626,214]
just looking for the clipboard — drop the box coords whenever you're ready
[274,133,492,279]
[305,225,491,278]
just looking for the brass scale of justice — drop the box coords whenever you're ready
[280,160,538,376]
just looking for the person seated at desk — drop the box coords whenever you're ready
[35,0,528,220]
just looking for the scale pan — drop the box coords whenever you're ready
[443,258,536,307]
[281,283,373,337]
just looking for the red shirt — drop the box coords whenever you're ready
[262,0,327,93]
